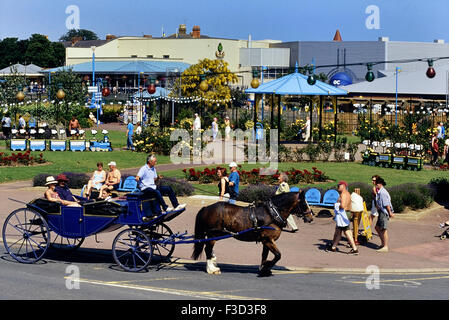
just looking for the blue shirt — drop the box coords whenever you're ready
[229,171,240,195]
[127,123,134,136]
[55,185,76,202]
[376,187,393,214]
[137,164,157,190]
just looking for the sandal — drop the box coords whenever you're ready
[348,248,359,255]
[325,245,337,252]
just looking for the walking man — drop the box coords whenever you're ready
[325,181,359,255]
[193,113,201,131]
[303,116,311,142]
[135,155,186,220]
[228,162,240,205]
[126,120,135,150]
[375,177,394,252]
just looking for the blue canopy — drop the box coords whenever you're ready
[246,67,348,96]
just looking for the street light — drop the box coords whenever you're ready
[395,67,401,125]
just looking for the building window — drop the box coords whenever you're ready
[163,55,170,59]
[131,55,138,58]
[147,55,153,58]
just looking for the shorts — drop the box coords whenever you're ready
[336,225,350,232]
[111,183,120,190]
[376,211,389,230]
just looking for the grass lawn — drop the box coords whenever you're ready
[0,151,171,183]
[160,162,449,195]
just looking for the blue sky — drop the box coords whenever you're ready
[1,0,448,42]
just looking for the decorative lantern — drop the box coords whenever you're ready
[56,84,65,100]
[365,63,375,82]
[16,87,25,102]
[102,87,111,97]
[250,69,260,89]
[426,59,436,79]
[199,75,208,91]
[307,66,317,85]
[147,78,156,94]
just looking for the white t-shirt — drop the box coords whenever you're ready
[193,117,201,130]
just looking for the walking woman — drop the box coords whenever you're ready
[217,168,230,202]
[431,132,439,166]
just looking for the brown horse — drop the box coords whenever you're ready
[191,191,313,277]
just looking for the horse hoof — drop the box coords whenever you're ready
[258,269,273,277]
[207,268,221,275]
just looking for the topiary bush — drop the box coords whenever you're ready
[33,172,89,189]
[237,184,276,203]
[159,177,194,197]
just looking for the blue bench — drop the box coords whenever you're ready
[305,188,339,208]
[116,176,139,193]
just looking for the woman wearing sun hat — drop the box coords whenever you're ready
[44,176,80,207]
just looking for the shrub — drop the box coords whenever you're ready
[33,172,89,189]
[237,184,276,203]
[388,183,433,213]
[303,144,320,162]
[428,177,449,202]
[159,177,194,197]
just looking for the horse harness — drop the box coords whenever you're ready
[247,201,287,229]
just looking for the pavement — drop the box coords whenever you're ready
[2,177,449,274]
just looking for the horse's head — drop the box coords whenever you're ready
[295,190,314,223]
[271,191,313,224]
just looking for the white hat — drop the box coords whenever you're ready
[45,176,58,186]
[108,161,116,166]
[229,162,237,168]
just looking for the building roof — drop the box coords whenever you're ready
[0,63,44,76]
[43,60,191,74]
[341,63,449,96]
[60,40,109,48]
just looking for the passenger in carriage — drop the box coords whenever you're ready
[54,174,82,205]
[45,176,80,207]
[99,161,121,199]
[136,155,186,221]
[85,162,107,199]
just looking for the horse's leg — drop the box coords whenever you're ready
[205,240,221,275]
[259,240,281,277]
[260,245,269,271]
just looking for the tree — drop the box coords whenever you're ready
[59,29,99,41]
[0,38,27,69]
[173,58,238,111]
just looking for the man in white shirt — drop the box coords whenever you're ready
[303,116,311,142]
[136,155,186,220]
[211,117,218,141]
[193,113,201,131]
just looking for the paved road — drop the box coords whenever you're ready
[1,244,449,301]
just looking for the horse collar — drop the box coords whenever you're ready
[268,200,287,228]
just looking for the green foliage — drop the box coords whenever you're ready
[428,177,449,202]
[0,65,27,104]
[59,29,99,41]
[0,34,65,69]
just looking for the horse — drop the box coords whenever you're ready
[191,191,313,277]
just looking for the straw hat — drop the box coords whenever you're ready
[45,176,58,186]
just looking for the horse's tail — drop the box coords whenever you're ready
[191,207,207,260]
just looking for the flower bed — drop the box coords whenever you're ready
[182,166,329,185]
[0,151,46,167]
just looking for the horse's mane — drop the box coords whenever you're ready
[270,192,298,208]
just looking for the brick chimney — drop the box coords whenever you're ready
[192,25,201,39]
[106,34,117,41]
[143,35,152,38]
[71,36,82,45]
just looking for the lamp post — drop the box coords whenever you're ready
[395,67,401,126]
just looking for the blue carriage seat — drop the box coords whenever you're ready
[290,187,299,192]
[305,188,321,206]
[321,189,339,207]
[116,176,139,193]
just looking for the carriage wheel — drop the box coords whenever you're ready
[50,235,84,252]
[2,208,50,264]
[112,228,153,272]
[440,233,447,240]
[147,223,175,261]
